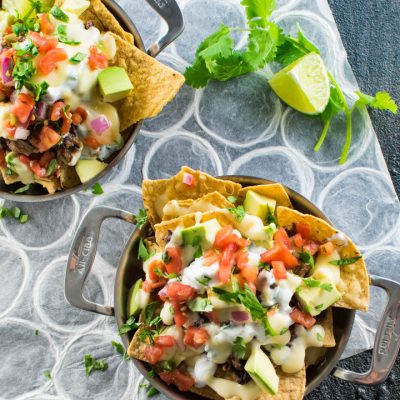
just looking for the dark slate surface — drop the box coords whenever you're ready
[306,1,400,398]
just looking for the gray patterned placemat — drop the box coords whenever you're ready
[1,0,399,399]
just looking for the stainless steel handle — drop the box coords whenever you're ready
[332,274,400,385]
[145,0,184,57]
[65,206,136,316]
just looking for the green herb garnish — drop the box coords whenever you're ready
[317,332,324,341]
[43,370,51,379]
[13,184,31,194]
[0,206,29,224]
[227,195,237,203]
[138,239,155,261]
[35,329,39,336]
[50,6,69,22]
[232,336,247,359]
[46,159,58,176]
[193,245,203,258]
[135,208,148,229]
[147,368,156,378]
[147,386,159,398]
[153,268,180,280]
[111,341,130,361]
[227,205,246,222]
[298,249,315,274]
[84,354,108,376]
[91,183,104,195]
[196,275,212,286]
[258,261,271,270]
[70,52,87,64]
[161,251,171,264]
[301,278,333,292]
[329,256,362,266]
[266,208,277,225]
[158,360,175,372]
[188,297,213,312]
[118,315,141,335]
[57,24,80,45]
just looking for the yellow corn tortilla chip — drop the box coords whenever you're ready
[35,177,61,194]
[0,167,20,185]
[318,308,335,347]
[155,211,232,249]
[162,192,234,221]
[277,207,369,312]
[110,33,185,130]
[143,167,242,226]
[80,0,134,44]
[239,184,293,209]
[128,326,150,360]
[59,165,81,189]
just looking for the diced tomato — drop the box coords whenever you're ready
[214,225,234,249]
[38,151,53,168]
[84,135,101,150]
[71,106,88,125]
[205,310,220,324]
[142,281,152,293]
[319,241,334,256]
[38,48,68,75]
[203,249,219,266]
[296,223,311,239]
[154,335,175,348]
[170,299,186,327]
[148,259,166,282]
[167,282,196,302]
[218,242,237,283]
[240,265,259,285]
[19,155,30,165]
[291,233,303,249]
[88,45,108,70]
[184,327,209,349]
[39,14,54,35]
[261,244,298,268]
[50,101,65,121]
[30,31,58,54]
[236,250,249,271]
[11,93,35,125]
[61,112,71,134]
[165,247,183,274]
[182,172,195,186]
[159,370,195,391]
[303,239,319,256]
[29,160,47,178]
[274,227,293,249]
[31,126,61,152]
[272,261,287,280]
[290,307,316,329]
[143,345,163,365]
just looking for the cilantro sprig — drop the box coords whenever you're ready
[184,1,397,164]
[329,256,362,266]
[135,208,148,229]
[232,336,247,359]
[227,205,246,222]
[84,354,108,376]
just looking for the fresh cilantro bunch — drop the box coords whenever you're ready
[184,0,397,164]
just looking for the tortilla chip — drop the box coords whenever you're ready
[80,0,134,44]
[143,167,242,226]
[59,165,81,189]
[127,326,150,360]
[155,211,232,249]
[239,184,293,209]
[190,385,223,400]
[277,207,369,312]
[110,34,185,130]
[35,177,61,194]
[0,167,20,184]
[162,192,234,221]
[318,308,335,347]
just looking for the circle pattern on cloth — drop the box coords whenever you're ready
[54,333,132,400]
[0,319,56,399]
[195,74,282,147]
[317,168,400,249]
[34,257,105,332]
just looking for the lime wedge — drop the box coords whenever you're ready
[269,53,330,115]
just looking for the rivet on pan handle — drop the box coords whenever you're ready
[332,275,400,385]
[65,206,136,316]
[145,0,184,57]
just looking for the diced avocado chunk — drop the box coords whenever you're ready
[253,223,277,248]
[245,344,279,395]
[127,279,143,317]
[75,159,107,183]
[98,67,134,103]
[60,0,89,16]
[296,284,341,316]
[2,0,53,19]
[243,190,276,221]
[5,152,34,184]
[313,250,341,285]
[181,219,221,249]
[0,11,13,33]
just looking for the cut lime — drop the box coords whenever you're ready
[269,53,330,115]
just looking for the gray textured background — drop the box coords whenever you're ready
[307,1,400,398]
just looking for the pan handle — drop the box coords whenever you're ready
[145,0,184,57]
[332,274,400,385]
[65,206,136,316]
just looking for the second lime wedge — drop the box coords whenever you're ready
[269,53,330,115]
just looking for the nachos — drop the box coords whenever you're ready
[0,0,184,193]
[124,167,369,400]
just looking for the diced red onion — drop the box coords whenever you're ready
[36,101,47,120]
[91,115,110,134]
[182,172,195,186]
[14,127,30,140]
[1,57,13,86]
[158,287,167,298]
[231,310,250,322]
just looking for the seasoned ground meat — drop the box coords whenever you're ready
[6,139,37,156]
[57,134,83,165]
[221,357,252,384]
[294,262,311,277]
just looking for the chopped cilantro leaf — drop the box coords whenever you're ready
[0,206,29,224]
[139,328,156,345]
[138,239,155,261]
[147,368,156,378]
[161,251,171,264]
[302,278,333,292]
[258,261,271,270]
[232,336,247,359]
[50,6,69,22]
[118,315,141,335]
[147,386,159,398]
[265,208,277,225]
[227,205,246,222]
[188,297,213,312]
[19,214,29,224]
[196,275,212,286]
[329,256,362,266]
[57,24,80,45]
[317,332,324,341]
[84,354,108,376]
[111,341,130,361]
[91,183,104,195]
[70,52,87,64]
[315,304,324,310]
[279,327,289,335]
[35,329,39,336]
[227,195,237,203]
[13,39,38,57]
[46,159,58,176]
[158,360,175,372]
[43,370,51,379]
[153,268,180,280]
[355,91,397,114]
[135,208,148,229]
[193,245,203,258]
[298,249,315,274]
